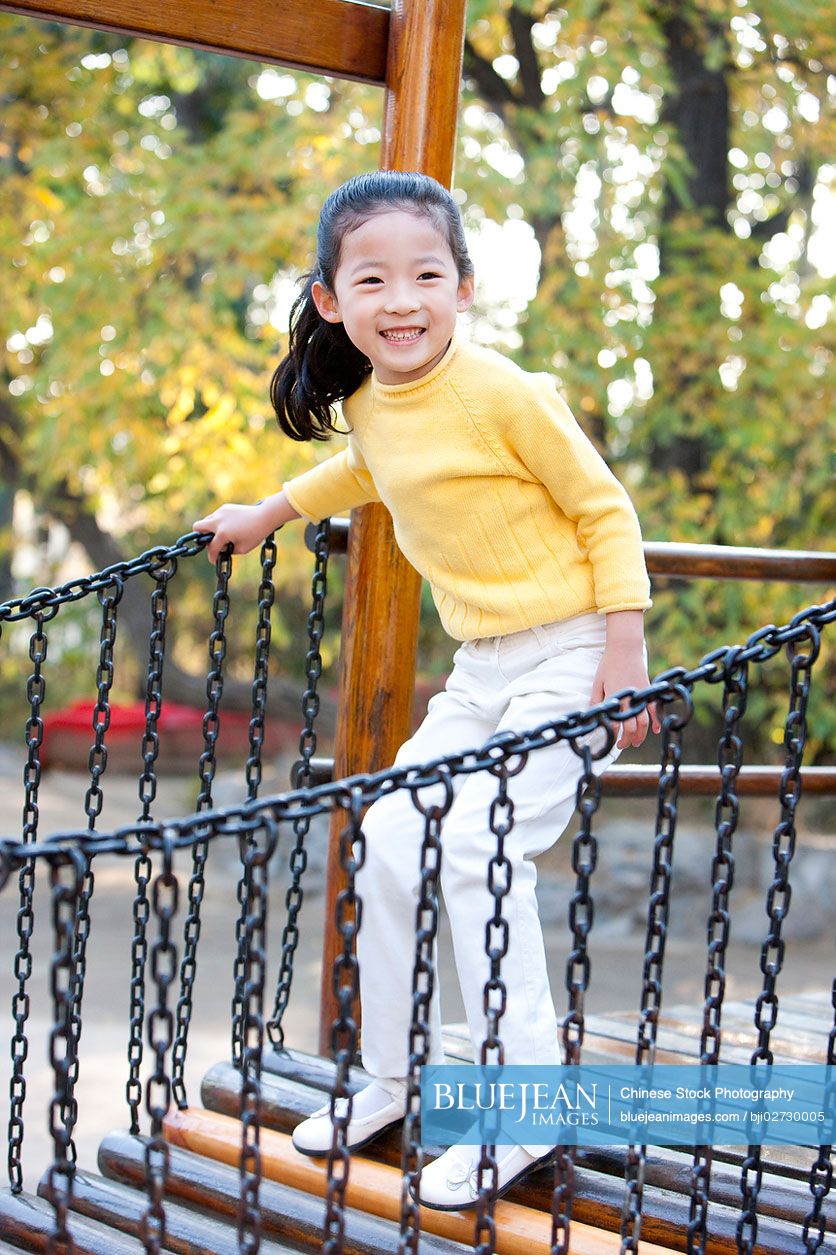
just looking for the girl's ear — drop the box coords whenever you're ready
[457,274,475,313]
[312,279,342,323]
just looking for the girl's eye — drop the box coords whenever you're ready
[358,276,382,285]
[419,271,441,281]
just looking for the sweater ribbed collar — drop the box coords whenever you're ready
[369,332,462,402]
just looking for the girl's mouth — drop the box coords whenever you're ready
[380,328,425,343]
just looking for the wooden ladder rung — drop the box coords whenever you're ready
[36,1166,292,1255]
[98,1129,472,1255]
[164,1104,688,1255]
[0,1187,143,1255]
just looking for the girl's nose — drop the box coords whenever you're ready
[384,285,421,315]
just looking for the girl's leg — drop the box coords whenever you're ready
[416,620,621,1204]
[294,666,494,1154]
[438,625,619,1152]
[356,665,496,1078]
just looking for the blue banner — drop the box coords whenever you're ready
[420,1063,835,1147]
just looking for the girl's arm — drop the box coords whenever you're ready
[590,610,660,748]
[193,490,301,563]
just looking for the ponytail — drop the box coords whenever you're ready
[270,275,371,441]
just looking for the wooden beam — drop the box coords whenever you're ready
[644,541,836,583]
[603,764,836,797]
[317,0,468,1054]
[0,0,390,84]
[315,522,836,584]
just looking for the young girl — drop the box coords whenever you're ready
[194,170,658,1208]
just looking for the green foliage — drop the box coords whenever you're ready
[1,4,833,758]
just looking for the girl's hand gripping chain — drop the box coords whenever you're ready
[193,490,300,564]
[591,610,660,748]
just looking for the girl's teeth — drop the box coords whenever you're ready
[383,329,422,341]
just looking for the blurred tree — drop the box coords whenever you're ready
[1,5,833,750]
[1,21,375,709]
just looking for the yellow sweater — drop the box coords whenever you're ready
[283,337,651,641]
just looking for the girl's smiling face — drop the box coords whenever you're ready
[312,208,475,385]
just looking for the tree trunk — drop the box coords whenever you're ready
[650,12,732,484]
[0,485,14,603]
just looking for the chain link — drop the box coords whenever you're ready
[322,787,365,1255]
[171,546,232,1109]
[0,531,211,623]
[268,520,331,1050]
[737,624,820,1255]
[399,769,454,1255]
[232,537,277,1071]
[8,609,54,1192]
[620,683,691,1255]
[800,976,834,1254]
[45,848,86,1255]
[687,652,749,1255]
[551,731,611,1255]
[474,750,527,1255]
[244,535,278,801]
[127,562,175,1133]
[63,579,123,1166]
[139,833,178,1254]
[238,817,275,1255]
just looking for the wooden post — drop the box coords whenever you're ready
[317,0,468,1054]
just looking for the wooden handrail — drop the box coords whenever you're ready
[0,0,391,84]
[644,540,836,583]
[310,521,836,584]
[297,758,836,799]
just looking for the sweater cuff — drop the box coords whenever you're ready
[597,597,653,615]
[282,480,323,525]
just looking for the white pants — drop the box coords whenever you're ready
[356,612,619,1088]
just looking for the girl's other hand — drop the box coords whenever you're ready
[590,647,661,749]
[592,610,660,748]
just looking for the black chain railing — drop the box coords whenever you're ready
[44,847,86,1253]
[7,607,53,1193]
[232,535,277,1071]
[474,752,523,1255]
[171,545,233,1110]
[64,578,124,1169]
[551,730,614,1255]
[322,788,366,1255]
[0,537,833,1255]
[267,519,331,1051]
[2,534,211,1195]
[237,815,275,1255]
[687,650,749,1255]
[620,682,691,1255]
[399,768,453,1254]
[737,621,821,1255]
[139,831,178,1255]
[128,558,176,1135]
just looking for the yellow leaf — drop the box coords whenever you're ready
[34,185,63,213]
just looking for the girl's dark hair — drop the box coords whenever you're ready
[271,170,473,440]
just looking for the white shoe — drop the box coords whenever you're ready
[413,1143,553,1210]
[291,1078,407,1157]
